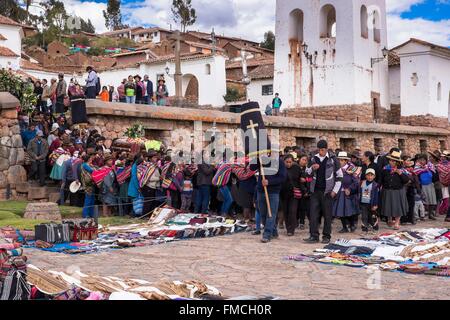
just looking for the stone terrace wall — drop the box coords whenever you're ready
[400,115,450,130]
[284,104,391,124]
[86,100,450,157]
[0,93,27,200]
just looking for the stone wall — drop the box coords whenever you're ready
[284,104,393,124]
[0,93,27,201]
[400,114,450,130]
[86,99,450,158]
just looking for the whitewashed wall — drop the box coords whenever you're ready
[395,42,450,118]
[388,65,400,105]
[247,79,274,112]
[274,0,389,109]
[85,55,226,107]
[0,24,22,69]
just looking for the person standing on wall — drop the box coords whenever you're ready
[272,93,282,116]
[156,77,169,106]
[142,75,154,105]
[124,75,136,104]
[85,66,98,99]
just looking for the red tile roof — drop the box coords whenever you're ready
[388,51,400,67]
[248,64,274,80]
[0,46,19,57]
[0,14,22,27]
[226,57,274,69]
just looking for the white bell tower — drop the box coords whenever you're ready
[274,0,389,111]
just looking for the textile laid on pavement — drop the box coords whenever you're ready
[284,228,450,277]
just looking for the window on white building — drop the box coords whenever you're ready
[320,4,336,38]
[205,64,211,75]
[411,73,419,86]
[437,82,442,101]
[262,85,273,96]
[373,10,381,43]
[360,5,368,39]
[289,9,304,43]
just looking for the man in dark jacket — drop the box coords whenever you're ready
[304,140,341,244]
[27,131,49,186]
[250,152,287,243]
[142,75,154,105]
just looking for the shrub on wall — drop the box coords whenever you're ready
[0,69,38,115]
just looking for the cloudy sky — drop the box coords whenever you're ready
[30,0,450,47]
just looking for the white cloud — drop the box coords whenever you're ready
[385,0,425,13]
[387,14,450,47]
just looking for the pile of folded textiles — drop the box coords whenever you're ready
[0,247,29,300]
[284,228,450,277]
[16,264,277,300]
[27,207,249,255]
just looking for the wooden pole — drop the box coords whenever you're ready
[259,156,272,218]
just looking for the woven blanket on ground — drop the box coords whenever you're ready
[284,228,450,277]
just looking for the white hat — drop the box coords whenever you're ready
[69,181,81,193]
[51,123,59,133]
[365,168,376,176]
[337,151,351,160]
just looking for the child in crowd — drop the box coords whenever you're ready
[181,165,196,211]
[100,86,110,102]
[414,190,426,221]
[360,169,379,232]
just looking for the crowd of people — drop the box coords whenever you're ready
[17,106,450,244]
[14,66,450,245]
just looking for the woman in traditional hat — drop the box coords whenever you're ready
[101,154,118,216]
[156,77,169,106]
[380,150,410,230]
[332,151,360,233]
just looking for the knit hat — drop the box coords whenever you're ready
[317,140,328,149]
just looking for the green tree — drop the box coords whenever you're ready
[171,0,197,33]
[103,0,124,31]
[0,0,33,24]
[41,0,68,42]
[260,30,275,51]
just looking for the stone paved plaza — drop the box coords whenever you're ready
[25,216,450,300]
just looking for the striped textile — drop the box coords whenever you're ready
[116,165,132,185]
[437,161,450,186]
[413,162,436,176]
[92,167,113,187]
[232,165,256,181]
[212,163,234,187]
[137,163,158,188]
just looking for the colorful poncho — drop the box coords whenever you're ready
[437,160,450,186]
[92,166,114,187]
[232,165,256,181]
[212,163,235,187]
[116,165,132,185]
[137,162,158,188]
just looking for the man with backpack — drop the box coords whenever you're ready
[85,66,99,99]
[304,140,342,244]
